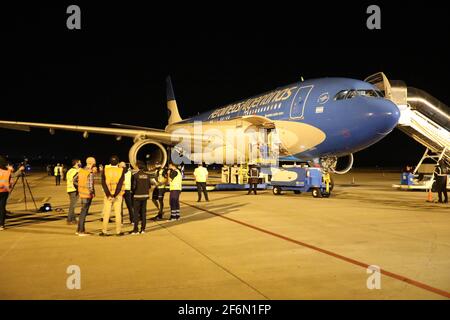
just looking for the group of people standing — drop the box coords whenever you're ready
[64,155,185,236]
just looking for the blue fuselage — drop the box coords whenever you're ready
[177,77,400,161]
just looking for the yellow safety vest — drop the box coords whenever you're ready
[170,169,182,191]
[54,166,61,176]
[124,170,132,191]
[78,168,94,199]
[0,169,11,193]
[105,165,125,196]
[66,167,79,193]
[194,167,208,183]
[156,169,167,189]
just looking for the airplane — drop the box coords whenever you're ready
[0,75,400,174]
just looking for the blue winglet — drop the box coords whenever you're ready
[166,76,176,101]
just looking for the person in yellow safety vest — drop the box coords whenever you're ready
[323,172,331,194]
[194,163,209,202]
[231,164,239,184]
[54,163,63,186]
[119,162,134,224]
[66,159,81,225]
[0,156,25,231]
[151,162,167,220]
[168,162,182,221]
[73,157,97,236]
[100,155,126,236]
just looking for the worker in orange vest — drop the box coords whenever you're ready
[100,155,126,236]
[73,157,97,236]
[0,156,25,231]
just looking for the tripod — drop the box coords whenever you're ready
[9,172,38,212]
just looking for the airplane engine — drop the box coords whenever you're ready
[321,153,354,175]
[128,139,168,170]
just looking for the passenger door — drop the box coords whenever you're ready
[290,85,313,119]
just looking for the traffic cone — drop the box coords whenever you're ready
[426,189,433,202]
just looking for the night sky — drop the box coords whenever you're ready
[1,3,449,167]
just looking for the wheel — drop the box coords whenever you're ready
[312,188,322,198]
[273,186,282,195]
[293,190,301,194]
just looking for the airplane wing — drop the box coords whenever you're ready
[0,120,202,145]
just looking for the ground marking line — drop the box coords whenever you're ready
[181,201,450,299]
[154,219,270,300]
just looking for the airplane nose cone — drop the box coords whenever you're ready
[370,99,400,135]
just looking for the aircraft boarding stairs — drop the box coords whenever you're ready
[366,73,450,190]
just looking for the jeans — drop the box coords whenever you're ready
[121,190,134,223]
[102,195,123,234]
[170,190,181,218]
[133,199,148,232]
[67,192,78,222]
[55,175,61,186]
[77,198,92,233]
[196,182,209,201]
[0,192,9,227]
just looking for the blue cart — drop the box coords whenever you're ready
[270,167,332,198]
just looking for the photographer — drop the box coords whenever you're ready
[0,156,25,231]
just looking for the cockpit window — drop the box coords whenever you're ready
[334,90,348,100]
[357,90,380,97]
[346,90,358,99]
[334,89,381,100]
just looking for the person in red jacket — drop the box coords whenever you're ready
[0,155,25,231]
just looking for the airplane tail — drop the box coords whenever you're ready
[166,76,182,125]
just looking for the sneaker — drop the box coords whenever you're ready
[0,226,5,231]
[75,232,79,235]
[99,232,109,237]
[140,230,145,234]
[131,231,139,235]
[78,232,89,237]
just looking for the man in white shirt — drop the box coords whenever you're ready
[194,163,209,202]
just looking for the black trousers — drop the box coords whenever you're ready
[133,199,148,232]
[121,190,134,223]
[437,179,448,203]
[0,192,9,227]
[55,175,61,186]
[170,190,181,218]
[196,182,209,201]
[152,188,165,217]
[247,183,258,194]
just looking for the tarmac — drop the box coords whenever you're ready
[0,170,449,299]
